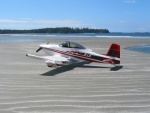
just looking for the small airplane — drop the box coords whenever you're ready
[26,41,120,67]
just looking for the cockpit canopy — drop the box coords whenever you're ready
[59,41,86,49]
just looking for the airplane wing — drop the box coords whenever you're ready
[26,54,73,67]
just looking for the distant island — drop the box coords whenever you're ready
[0,27,109,34]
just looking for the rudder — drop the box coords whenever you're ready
[107,43,120,58]
[103,43,120,65]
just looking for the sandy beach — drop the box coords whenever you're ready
[0,37,150,113]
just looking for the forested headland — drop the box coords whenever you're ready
[0,27,109,34]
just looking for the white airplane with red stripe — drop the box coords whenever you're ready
[26,41,120,67]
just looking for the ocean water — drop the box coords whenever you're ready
[0,33,150,43]
[127,46,150,54]
[0,34,44,43]
[6,32,150,38]
[0,33,150,54]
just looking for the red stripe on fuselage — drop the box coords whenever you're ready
[44,48,120,64]
[44,48,103,63]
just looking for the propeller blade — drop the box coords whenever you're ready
[36,47,42,53]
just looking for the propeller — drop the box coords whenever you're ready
[36,42,49,53]
[36,47,42,53]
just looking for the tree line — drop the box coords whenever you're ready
[0,27,109,34]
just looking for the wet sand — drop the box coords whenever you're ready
[0,38,150,113]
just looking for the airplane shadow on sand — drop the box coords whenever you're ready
[41,62,123,76]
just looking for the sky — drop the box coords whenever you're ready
[0,0,150,32]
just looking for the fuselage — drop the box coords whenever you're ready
[40,44,118,64]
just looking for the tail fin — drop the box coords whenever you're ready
[106,43,120,64]
[107,43,120,58]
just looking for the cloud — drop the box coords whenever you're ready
[124,0,136,4]
[0,19,93,29]
[0,19,27,23]
[119,20,128,23]
[138,25,150,32]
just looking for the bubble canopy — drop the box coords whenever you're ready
[59,41,86,49]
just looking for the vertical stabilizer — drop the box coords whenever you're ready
[107,43,120,58]
[105,43,120,64]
